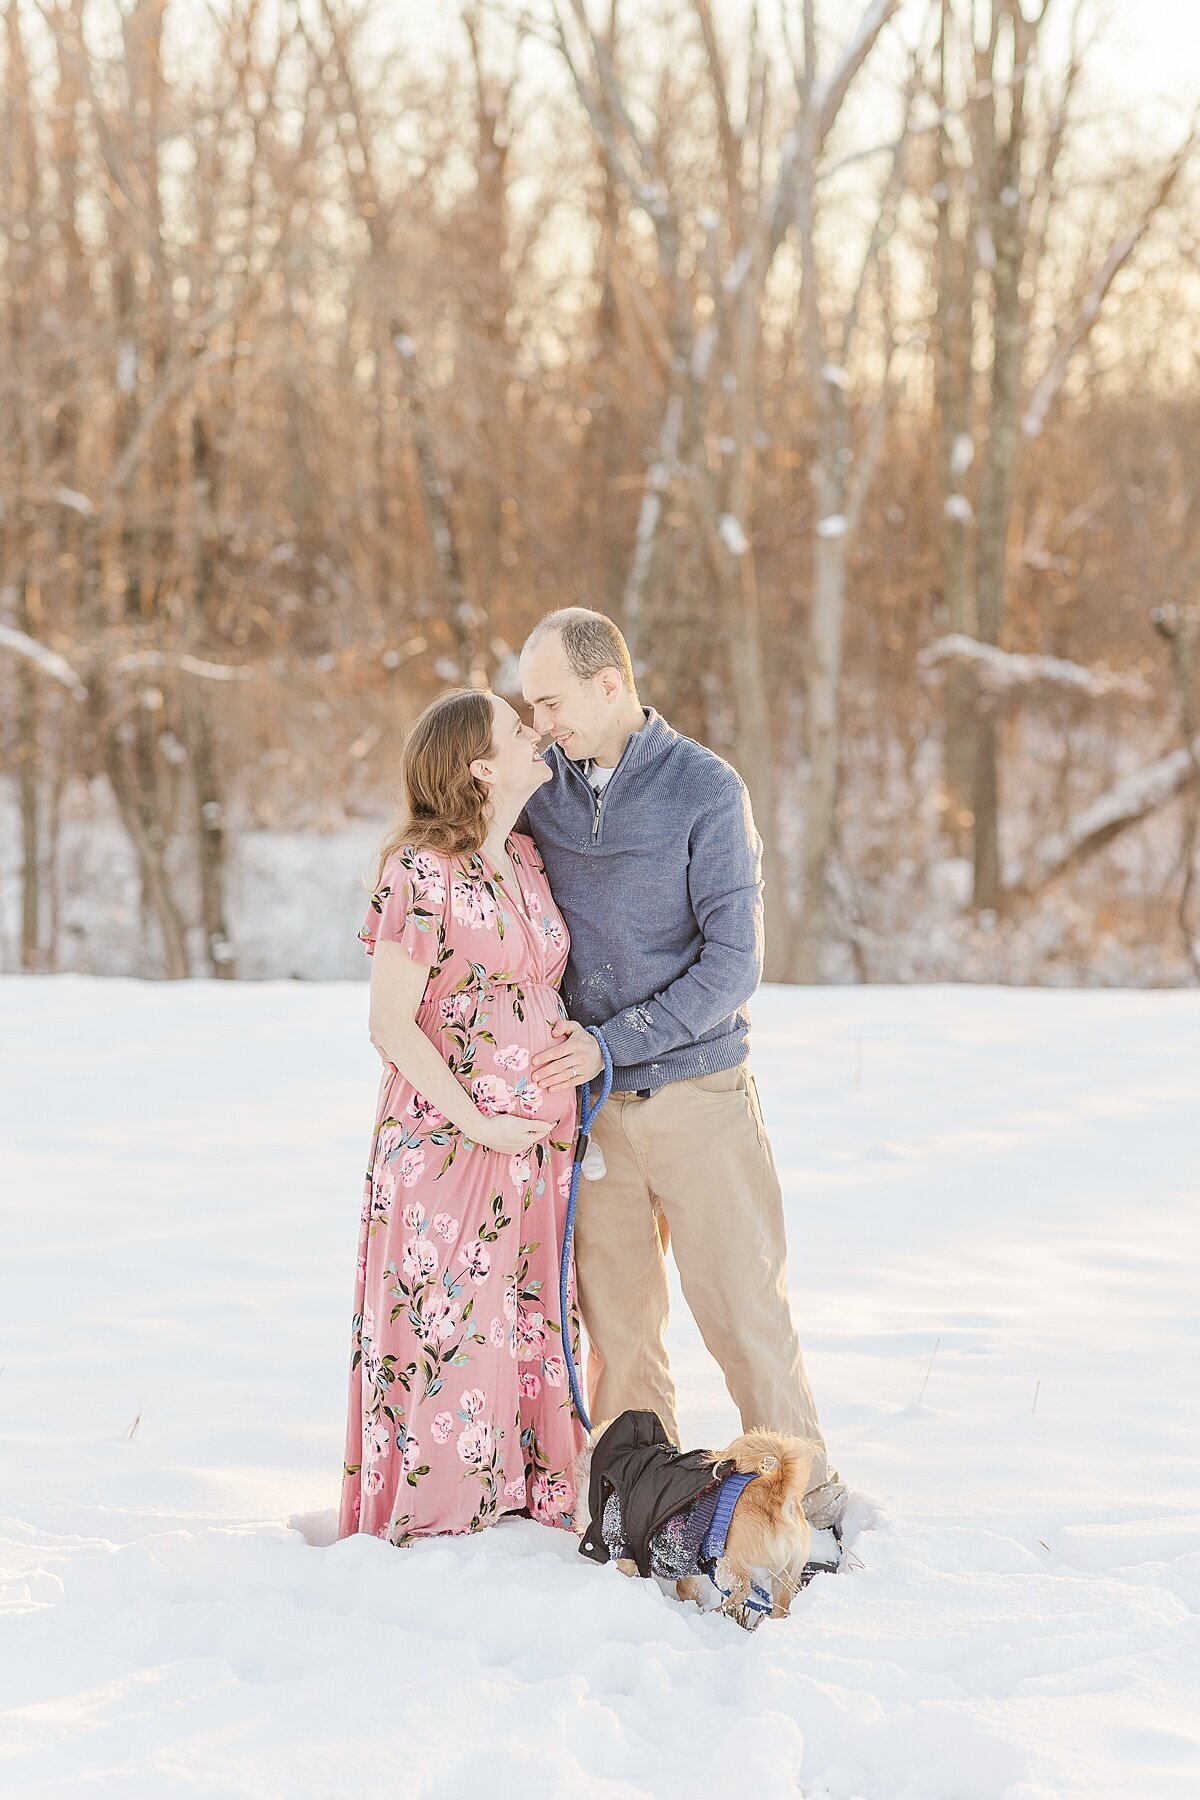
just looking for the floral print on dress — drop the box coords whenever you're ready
[339,832,584,1546]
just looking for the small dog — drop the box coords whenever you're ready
[574,1409,818,1629]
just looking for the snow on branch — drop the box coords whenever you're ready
[815,0,903,146]
[0,625,89,700]
[0,626,254,699]
[765,0,900,261]
[2,485,97,517]
[919,634,1153,702]
[1005,734,1200,896]
[109,650,254,682]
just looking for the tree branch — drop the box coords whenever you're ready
[920,632,1154,702]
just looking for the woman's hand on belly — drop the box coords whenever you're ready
[481,997,580,1132]
[470,1113,556,1155]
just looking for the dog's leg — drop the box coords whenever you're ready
[714,1565,752,1628]
[676,1575,710,1610]
[615,1556,640,1578]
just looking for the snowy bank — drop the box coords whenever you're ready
[1,979,1199,1798]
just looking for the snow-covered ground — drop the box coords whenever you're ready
[2,977,1198,1799]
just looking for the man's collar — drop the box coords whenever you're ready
[566,706,669,774]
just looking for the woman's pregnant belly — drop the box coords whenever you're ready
[420,980,578,1139]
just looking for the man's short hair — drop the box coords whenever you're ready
[525,607,637,695]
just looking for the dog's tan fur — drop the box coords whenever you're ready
[575,1422,816,1628]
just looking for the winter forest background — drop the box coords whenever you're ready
[2,0,1199,988]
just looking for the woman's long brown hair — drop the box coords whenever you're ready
[371,688,495,888]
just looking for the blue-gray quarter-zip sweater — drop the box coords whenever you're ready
[519,707,764,1094]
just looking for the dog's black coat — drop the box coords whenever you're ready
[579,1409,728,1578]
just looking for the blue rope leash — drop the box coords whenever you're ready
[559,1025,612,1433]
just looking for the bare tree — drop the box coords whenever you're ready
[790,0,915,978]
[548,0,904,977]
[928,0,1196,911]
[2,0,1199,984]
[1152,603,1200,976]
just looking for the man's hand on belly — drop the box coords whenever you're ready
[531,1018,605,1091]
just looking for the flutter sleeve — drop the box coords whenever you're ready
[358,846,449,968]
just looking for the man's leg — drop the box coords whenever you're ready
[641,1064,846,1525]
[573,1093,679,1441]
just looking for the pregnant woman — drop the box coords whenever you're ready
[337,688,585,1547]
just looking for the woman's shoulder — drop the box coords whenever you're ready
[375,841,456,897]
[381,839,455,870]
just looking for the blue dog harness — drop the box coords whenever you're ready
[698,1469,773,1620]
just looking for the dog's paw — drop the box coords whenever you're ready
[675,1574,711,1610]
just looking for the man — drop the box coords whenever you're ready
[518,607,846,1530]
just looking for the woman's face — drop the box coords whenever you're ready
[471,694,552,806]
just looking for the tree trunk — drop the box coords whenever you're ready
[4,3,44,968]
[17,623,43,970]
[89,673,190,979]
[933,0,977,846]
[185,684,237,979]
[797,525,848,979]
[793,93,848,985]
[722,561,790,981]
[970,7,1030,909]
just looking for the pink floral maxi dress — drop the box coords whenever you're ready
[338,832,585,1545]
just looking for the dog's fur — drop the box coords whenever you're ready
[574,1421,815,1626]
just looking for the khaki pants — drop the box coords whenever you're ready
[575,1062,835,1496]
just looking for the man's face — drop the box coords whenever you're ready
[519,635,612,761]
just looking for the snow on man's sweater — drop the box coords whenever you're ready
[518,705,764,1094]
